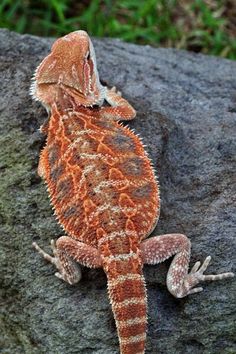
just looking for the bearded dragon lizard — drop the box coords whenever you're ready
[30,30,234,354]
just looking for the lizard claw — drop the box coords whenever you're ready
[32,240,81,284]
[190,260,201,273]
[110,86,122,96]
[191,256,234,282]
[184,256,234,297]
[32,239,63,271]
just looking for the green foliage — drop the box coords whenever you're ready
[0,0,235,59]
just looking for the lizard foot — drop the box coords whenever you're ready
[181,256,234,297]
[110,86,122,96]
[32,240,81,285]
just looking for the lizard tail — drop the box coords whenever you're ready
[104,255,147,354]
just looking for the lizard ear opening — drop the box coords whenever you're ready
[86,51,90,60]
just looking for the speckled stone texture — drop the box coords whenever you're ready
[0,29,235,354]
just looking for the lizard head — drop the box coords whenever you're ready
[30,30,105,109]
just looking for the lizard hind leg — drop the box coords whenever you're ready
[33,236,102,285]
[141,234,234,298]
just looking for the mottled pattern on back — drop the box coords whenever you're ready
[44,106,159,248]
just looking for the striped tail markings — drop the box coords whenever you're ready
[104,251,147,354]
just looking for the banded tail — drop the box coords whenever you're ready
[103,251,147,354]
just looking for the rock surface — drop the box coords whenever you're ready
[0,29,235,354]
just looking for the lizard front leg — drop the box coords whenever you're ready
[101,86,136,121]
[141,234,234,298]
[33,236,102,285]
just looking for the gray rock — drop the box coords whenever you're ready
[0,28,235,354]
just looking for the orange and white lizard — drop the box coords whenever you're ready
[30,30,234,354]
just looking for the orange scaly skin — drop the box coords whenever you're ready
[31,31,234,354]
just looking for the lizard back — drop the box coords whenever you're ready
[42,104,160,247]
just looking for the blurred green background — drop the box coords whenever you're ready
[0,0,236,59]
